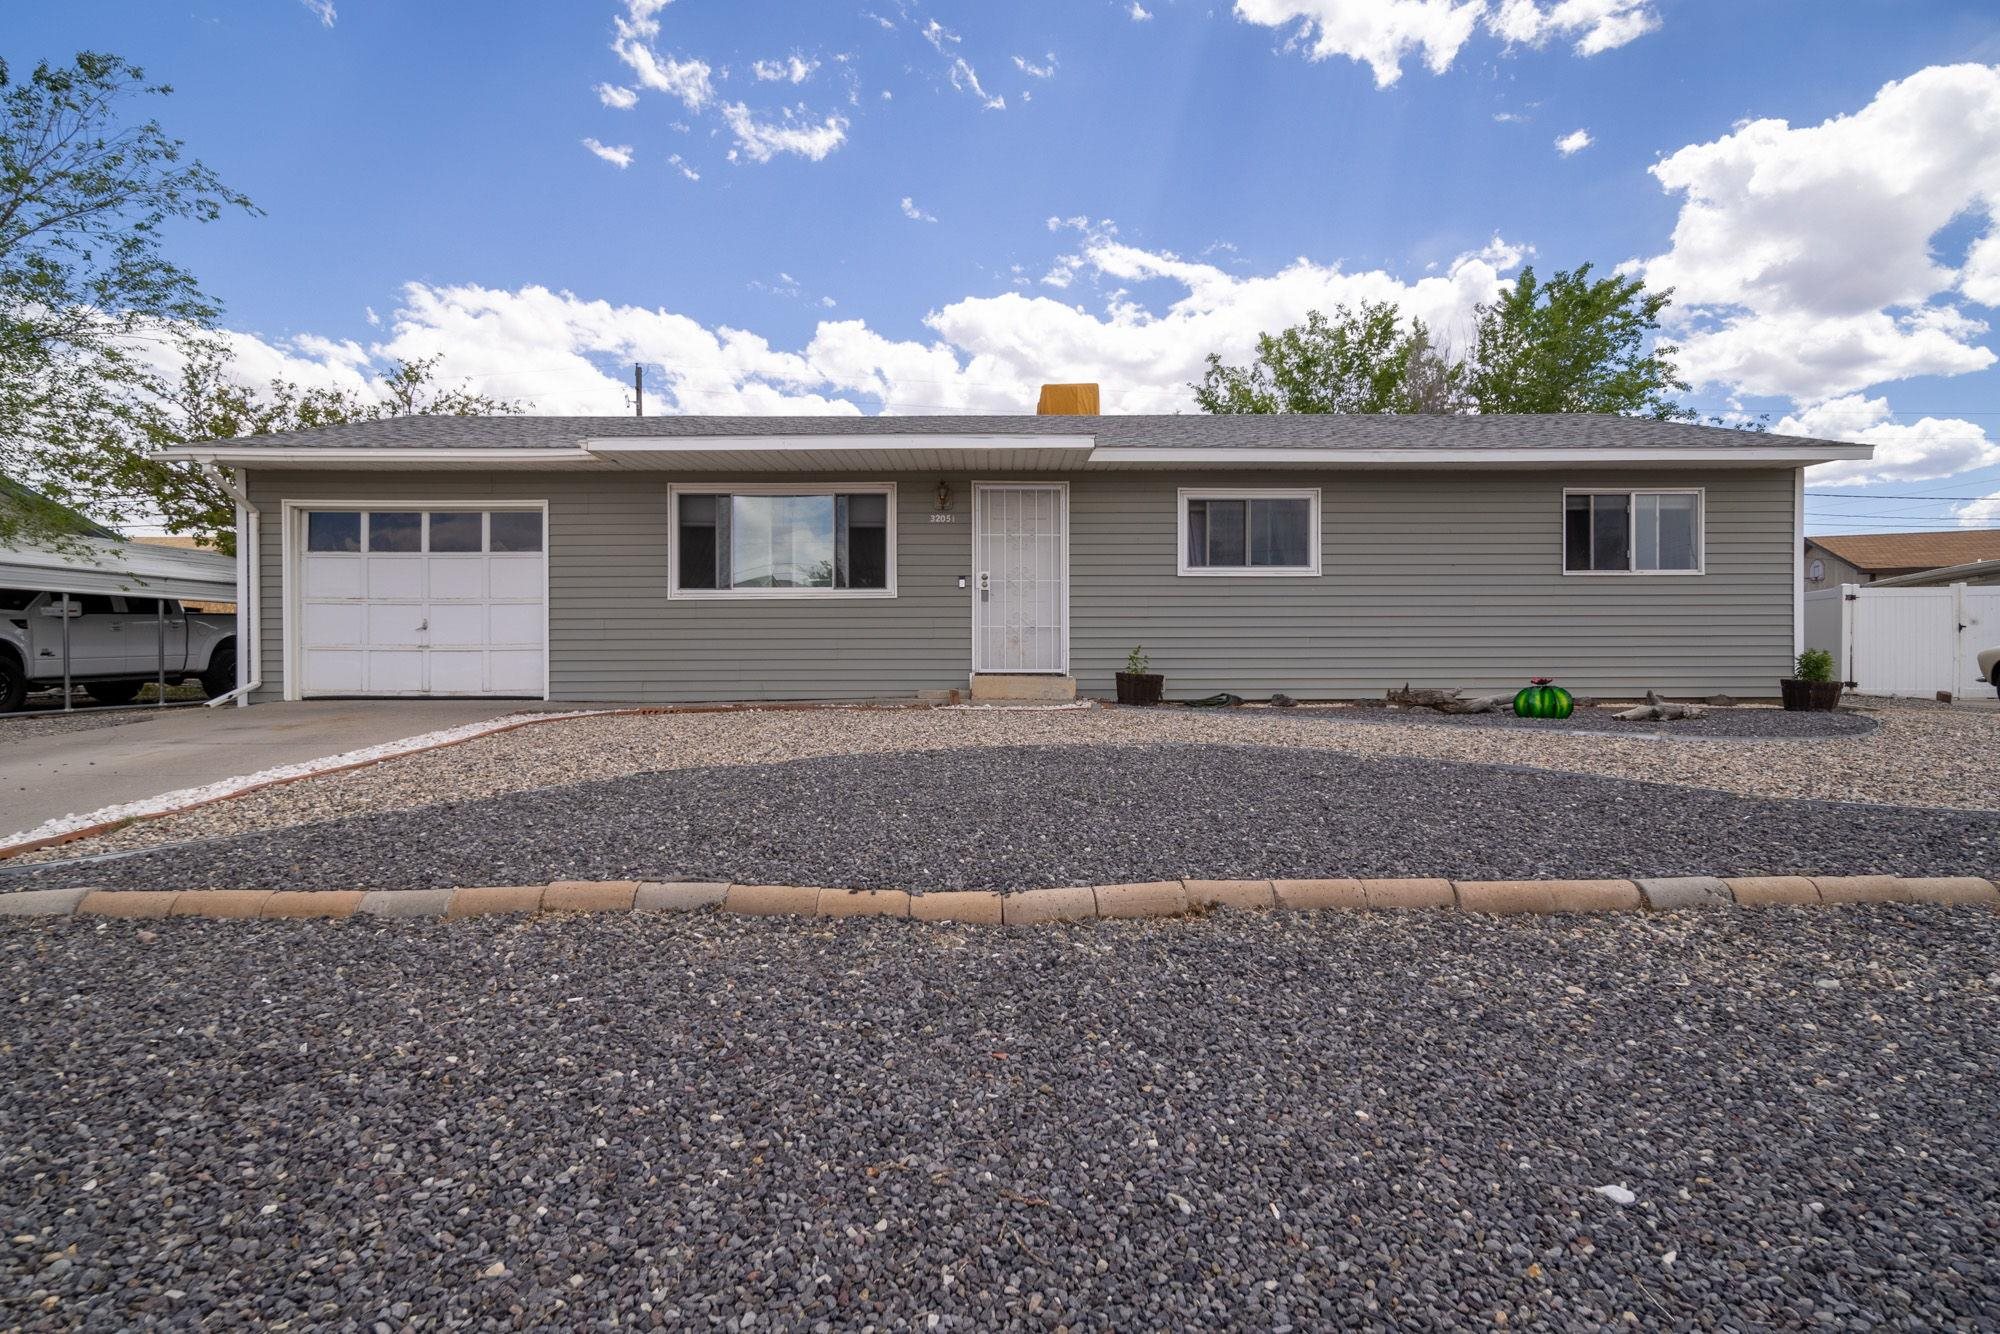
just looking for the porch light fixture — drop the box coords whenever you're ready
[936,480,954,512]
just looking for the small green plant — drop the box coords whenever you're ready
[1794,648,1835,683]
[1125,645,1150,675]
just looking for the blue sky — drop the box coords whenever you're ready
[13,0,2000,534]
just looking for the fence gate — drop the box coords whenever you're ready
[1840,583,1997,699]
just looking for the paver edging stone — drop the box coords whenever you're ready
[8,874,1994,926]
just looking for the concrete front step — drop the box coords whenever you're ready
[968,674,1077,702]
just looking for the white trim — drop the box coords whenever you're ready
[665,482,898,601]
[1792,470,1806,659]
[159,446,595,465]
[1092,445,1870,466]
[160,441,1872,470]
[586,434,1093,453]
[280,499,551,702]
[970,481,1071,676]
[1560,487,1707,577]
[1175,486,1322,578]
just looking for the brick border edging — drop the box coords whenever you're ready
[1,875,1993,923]
[0,699,946,863]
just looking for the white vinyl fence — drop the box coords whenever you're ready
[1804,582,2000,700]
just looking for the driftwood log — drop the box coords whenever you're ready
[1613,690,1707,723]
[1386,684,1513,715]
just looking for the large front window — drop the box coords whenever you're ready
[1563,489,1702,574]
[673,486,894,597]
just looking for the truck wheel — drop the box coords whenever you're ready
[85,680,142,706]
[200,641,238,699]
[0,652,25,713]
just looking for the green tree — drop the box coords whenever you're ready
[1192,303,1466,415]
[0,51,258,545]
[1465,263,1691,419]
[132,344,527,551]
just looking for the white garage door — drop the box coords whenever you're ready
[297,508,546,698]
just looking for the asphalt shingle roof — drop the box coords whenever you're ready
[196,412,1855,453]
[1808,530,2000,573]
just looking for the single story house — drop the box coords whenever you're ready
[1804,530,2000,591]
[156,388,1870,705]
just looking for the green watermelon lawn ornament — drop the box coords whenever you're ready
[1513,676,1574,720]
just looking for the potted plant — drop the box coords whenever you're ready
[1780,648,1843,712]
[1116,645,1164,706]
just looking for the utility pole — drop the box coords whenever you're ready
[634,364,645,417]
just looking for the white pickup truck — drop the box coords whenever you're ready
[1,588,236,711]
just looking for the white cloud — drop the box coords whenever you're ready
[1780,395,2000,487]
[752,55,820,83]
[1554,128,1592,155]
[1640,64,2000,402]
[1013,53,1058,78]
[1233,0,1483,86]
[298,0,336,27]
[1955,490,2000,527]
[721,104,849,162]
[596,83,639,109]
[1232,0,1655,87]
[922,19,1007,109]
[610,0,715,111]
[1487,0,1658,56]
[581,138,635,168]
[900,196,939,223]
[668,152,700,181]
[1129,3,1154,19]
[188,226,1524,419]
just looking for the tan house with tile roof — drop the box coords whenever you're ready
[1804,531,2000,590]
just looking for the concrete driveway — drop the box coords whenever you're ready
[0,701,531,841]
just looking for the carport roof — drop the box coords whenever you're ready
[0,535,237,603]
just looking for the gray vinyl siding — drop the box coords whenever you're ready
[246,466,1798,703]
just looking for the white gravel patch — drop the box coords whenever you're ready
[12,699,1996,863]
[0,711,603,855]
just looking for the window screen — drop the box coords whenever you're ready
[1185,495,1312,569]
[1565,492,1700,573]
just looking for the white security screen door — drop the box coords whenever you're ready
[973,483,1068,673]
[297,508,546,697]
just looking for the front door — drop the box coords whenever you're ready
[972,483,1068,674]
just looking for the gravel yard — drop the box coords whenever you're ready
[10,700,1995,867]
[10,744,1996,891]
[2,907,1994,1329]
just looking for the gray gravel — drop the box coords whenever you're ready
[1273,703,1882,739]
[10,743,1995,892]
[2,907,1996,1329]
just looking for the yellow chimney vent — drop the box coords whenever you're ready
[1037,382,1100,415]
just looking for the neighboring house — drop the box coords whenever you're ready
[1803,531,2000,590]
[155,387,1869,704]
[1869,559,2000,589]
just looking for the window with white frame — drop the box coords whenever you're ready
[1563,489,1702,573]
[671,485,895,596]
[1178,489,1320,576]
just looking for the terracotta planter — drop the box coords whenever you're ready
[1115,671,1165,706]
[1779,678,1843,712]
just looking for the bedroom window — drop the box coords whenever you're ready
[672,485,895,597]
[1178,489,1320,576]
[1563,489,1703,574]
